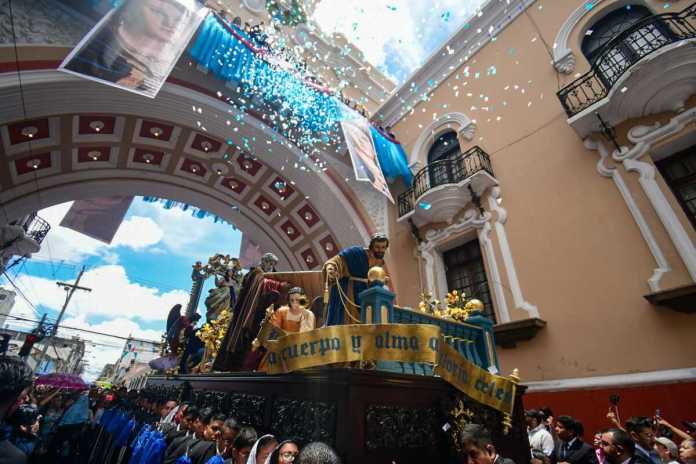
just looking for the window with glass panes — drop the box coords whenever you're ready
[443,240,495,322]
[427,130,461,188]
[656,146,696,231]
[581,5,671,87]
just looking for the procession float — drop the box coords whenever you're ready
[146,250,531,464]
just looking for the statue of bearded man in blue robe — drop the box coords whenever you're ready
[323,233,390,326]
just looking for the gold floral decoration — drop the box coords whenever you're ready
[417,290,483,323]
[198,309,232,355]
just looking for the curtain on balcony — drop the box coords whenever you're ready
[370,127,413,186]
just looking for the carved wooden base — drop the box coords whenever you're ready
[146,368,530,464]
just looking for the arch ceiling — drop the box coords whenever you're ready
[0,71,373,271]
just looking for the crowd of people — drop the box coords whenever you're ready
[2,353,695,464]
[523,408,695,464]
[0,355,342,464]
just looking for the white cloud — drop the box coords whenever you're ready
[5,266,185,380]
[128,200,241,258]
[33,202,106,262]
[11,265,189,321]
[312,0,488,82]
[32,203,165,264]
[111,216,164,249]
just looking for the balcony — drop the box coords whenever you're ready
[557,4,696,136]
[22,212,51,245]
[397,146,497,226]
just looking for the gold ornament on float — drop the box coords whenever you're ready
[367,266,387,285]
[417,290,486,323]
[464,299,485,314]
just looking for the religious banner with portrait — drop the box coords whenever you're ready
[340,109,394,203]
[59,0,208,98]
[261,322,516,415]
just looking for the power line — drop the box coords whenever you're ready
[3,314,162,344]
[1,271,41,317]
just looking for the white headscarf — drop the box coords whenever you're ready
[162,404,180,424]
[246,434,276,464]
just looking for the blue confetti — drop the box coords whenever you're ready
[584,2,594,11]
[419,202,432,210]
[441,11,451,22]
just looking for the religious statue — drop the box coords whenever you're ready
[204,258,242,322]
[323,233,390,326]
[271,286,316,333]
[160,304,203,374]
[214,252,289,371]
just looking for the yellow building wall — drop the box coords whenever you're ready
[385,0,696,381]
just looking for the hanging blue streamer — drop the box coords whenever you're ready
[141,197,234,226]
[189,15,343,148]
[370,127,413,186]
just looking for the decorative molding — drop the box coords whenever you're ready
[0,70,369,254]
[552,0,604,74]
[553,52,577,75]
[494,317,547,348]
[418,208,488,305]
[409,112,477,166]
[487,187,539,318]
[373,0,537,127]
[525,367,696,392]
[478,219,510,323]
[612,108,696,282]
[645,283,696,313]
[584,138,670,292]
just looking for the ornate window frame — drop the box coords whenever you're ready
[585,107,696,289]
[613,107,696,282]
[409,112,476,170]
[552,0,655,74]
[416,199,539,324]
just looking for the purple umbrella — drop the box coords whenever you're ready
[35,373,89,390]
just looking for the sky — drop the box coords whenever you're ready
[1,198,242,381]
[312,0,490,84]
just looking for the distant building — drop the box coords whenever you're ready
[109,337,162,387]
[0,327,85,374]
[0,288,16,327]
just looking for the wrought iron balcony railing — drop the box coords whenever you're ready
[557,4,696,118]
[23,213,51,245]
[398,146,494,218]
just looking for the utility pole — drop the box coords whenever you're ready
[34,266,91,373]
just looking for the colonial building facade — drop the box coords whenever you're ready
[0,0,694,438]
[378,0,696,434]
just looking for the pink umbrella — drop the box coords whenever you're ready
[35,373,89,390]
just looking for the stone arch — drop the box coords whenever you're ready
[409,112,476,167]
[0,70,374,271]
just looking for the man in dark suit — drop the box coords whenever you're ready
[600,429,652,464]
[553,416,598,464]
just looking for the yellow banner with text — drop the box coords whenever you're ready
[262,323,515,415]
